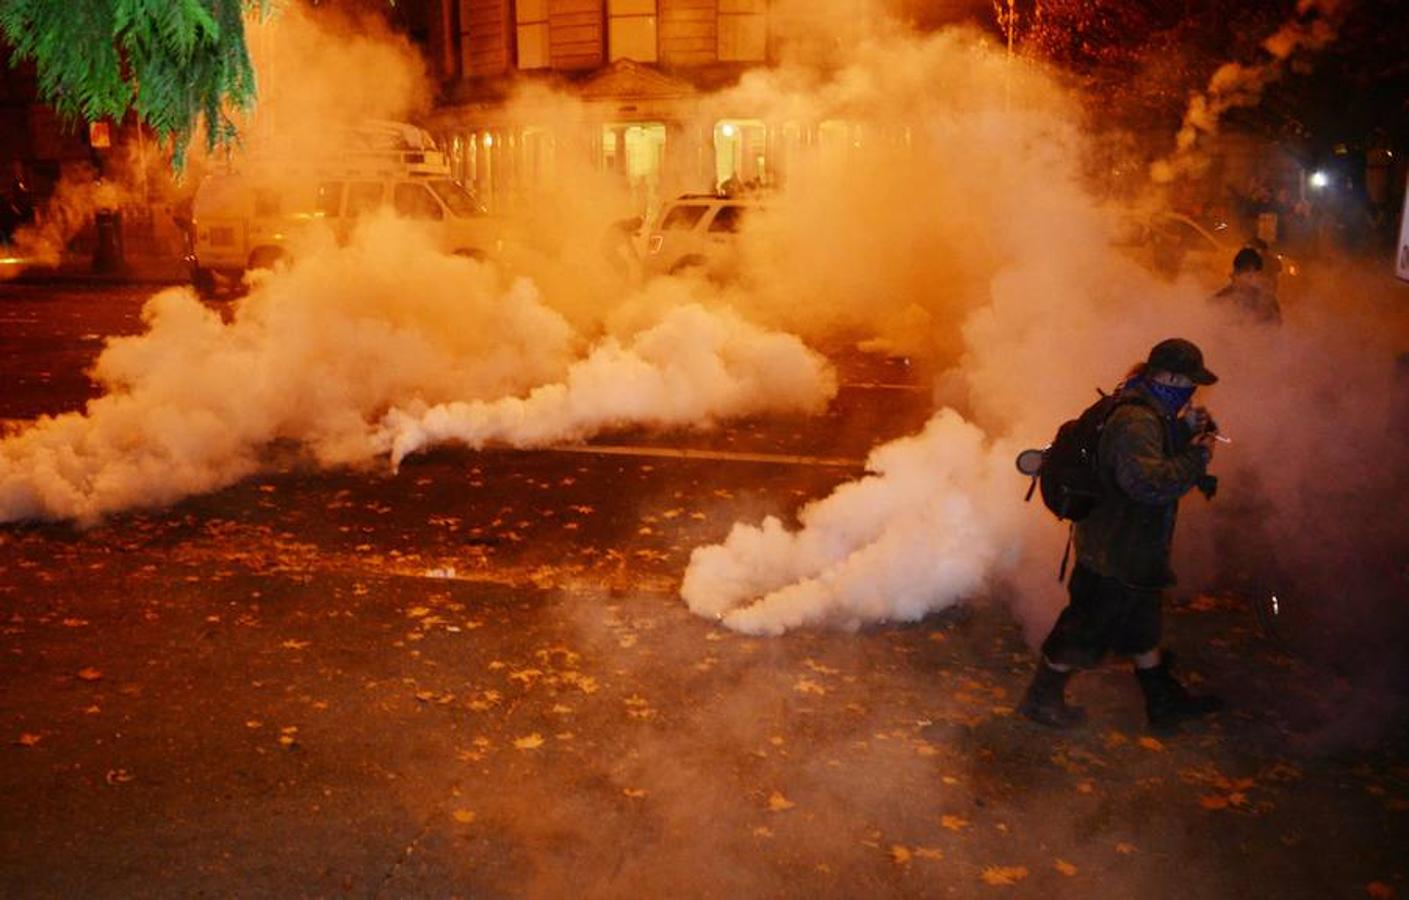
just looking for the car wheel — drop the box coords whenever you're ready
[191,266,220,299]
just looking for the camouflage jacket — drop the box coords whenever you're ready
[1073,382,1210,589]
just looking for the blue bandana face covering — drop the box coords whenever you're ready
[1142,377,1196,416]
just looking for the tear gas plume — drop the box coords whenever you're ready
[381,301,836,468]
[1150,0,1347,185]
[234,3,433,159]
[0,218,832,524]
[682,410,1021,635]
[675,1,1408,689]
[0,6,833,523]
[0,165,130,279]
[1,0,1403,708]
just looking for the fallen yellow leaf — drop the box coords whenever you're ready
[914,847,943,861]
[941,814,970,832]
[77,668,103,682]
[513,733,545,750]
[890,845,912,865]
[1138,736,1165,752]
[451,809,476,824]
[15,733,41,747]
[1055,859,1078,876]
[623,788,648,799]
[1199,795,1230,810]
[980,866,1029,886]
[768,791,795,812]
[1116,842,1137,855]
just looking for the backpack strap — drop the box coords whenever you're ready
[1057,522,1074,582]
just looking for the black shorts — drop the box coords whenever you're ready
[1041,563,1163,668]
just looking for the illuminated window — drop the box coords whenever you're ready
[516,0,548,69]
[603,122,667,216]
[609,0,658,63]
[718,0,766,62]
[714,119,767,191]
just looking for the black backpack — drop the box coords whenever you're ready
[1017,390,1139,580]
[1033,392,1130,522]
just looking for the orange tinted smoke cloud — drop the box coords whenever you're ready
[1151,0,1347,185]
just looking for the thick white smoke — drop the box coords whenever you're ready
[675,9,1406,649]
[381,302,835,468]
[0,217,834,524]
[682,410,1022,634]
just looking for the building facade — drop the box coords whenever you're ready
[416,0,877,218]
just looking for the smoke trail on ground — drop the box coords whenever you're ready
[0,218,832,524]
[381,302,835,468]
[682,410,1020,634]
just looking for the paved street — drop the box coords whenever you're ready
[2,282,1406,898]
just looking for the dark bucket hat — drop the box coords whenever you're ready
[1147,338,1218,385]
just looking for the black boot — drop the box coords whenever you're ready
[1136,655,1223,733]
[1019,662,1087,729]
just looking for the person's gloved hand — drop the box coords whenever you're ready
[1184,405,1217,436]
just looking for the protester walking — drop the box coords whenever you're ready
[1020,338,1225,733]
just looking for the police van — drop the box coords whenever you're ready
[188,121,508,296]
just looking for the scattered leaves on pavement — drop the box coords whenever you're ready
[941,814,970,832]
[980,866,1029,886]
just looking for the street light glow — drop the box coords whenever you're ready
[1310,170,1330,189]
[721,123,737,138]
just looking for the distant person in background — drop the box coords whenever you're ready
[1211,247,1281,326]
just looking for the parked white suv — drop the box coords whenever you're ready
[188,122,510,297]
[642,192,771,280]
